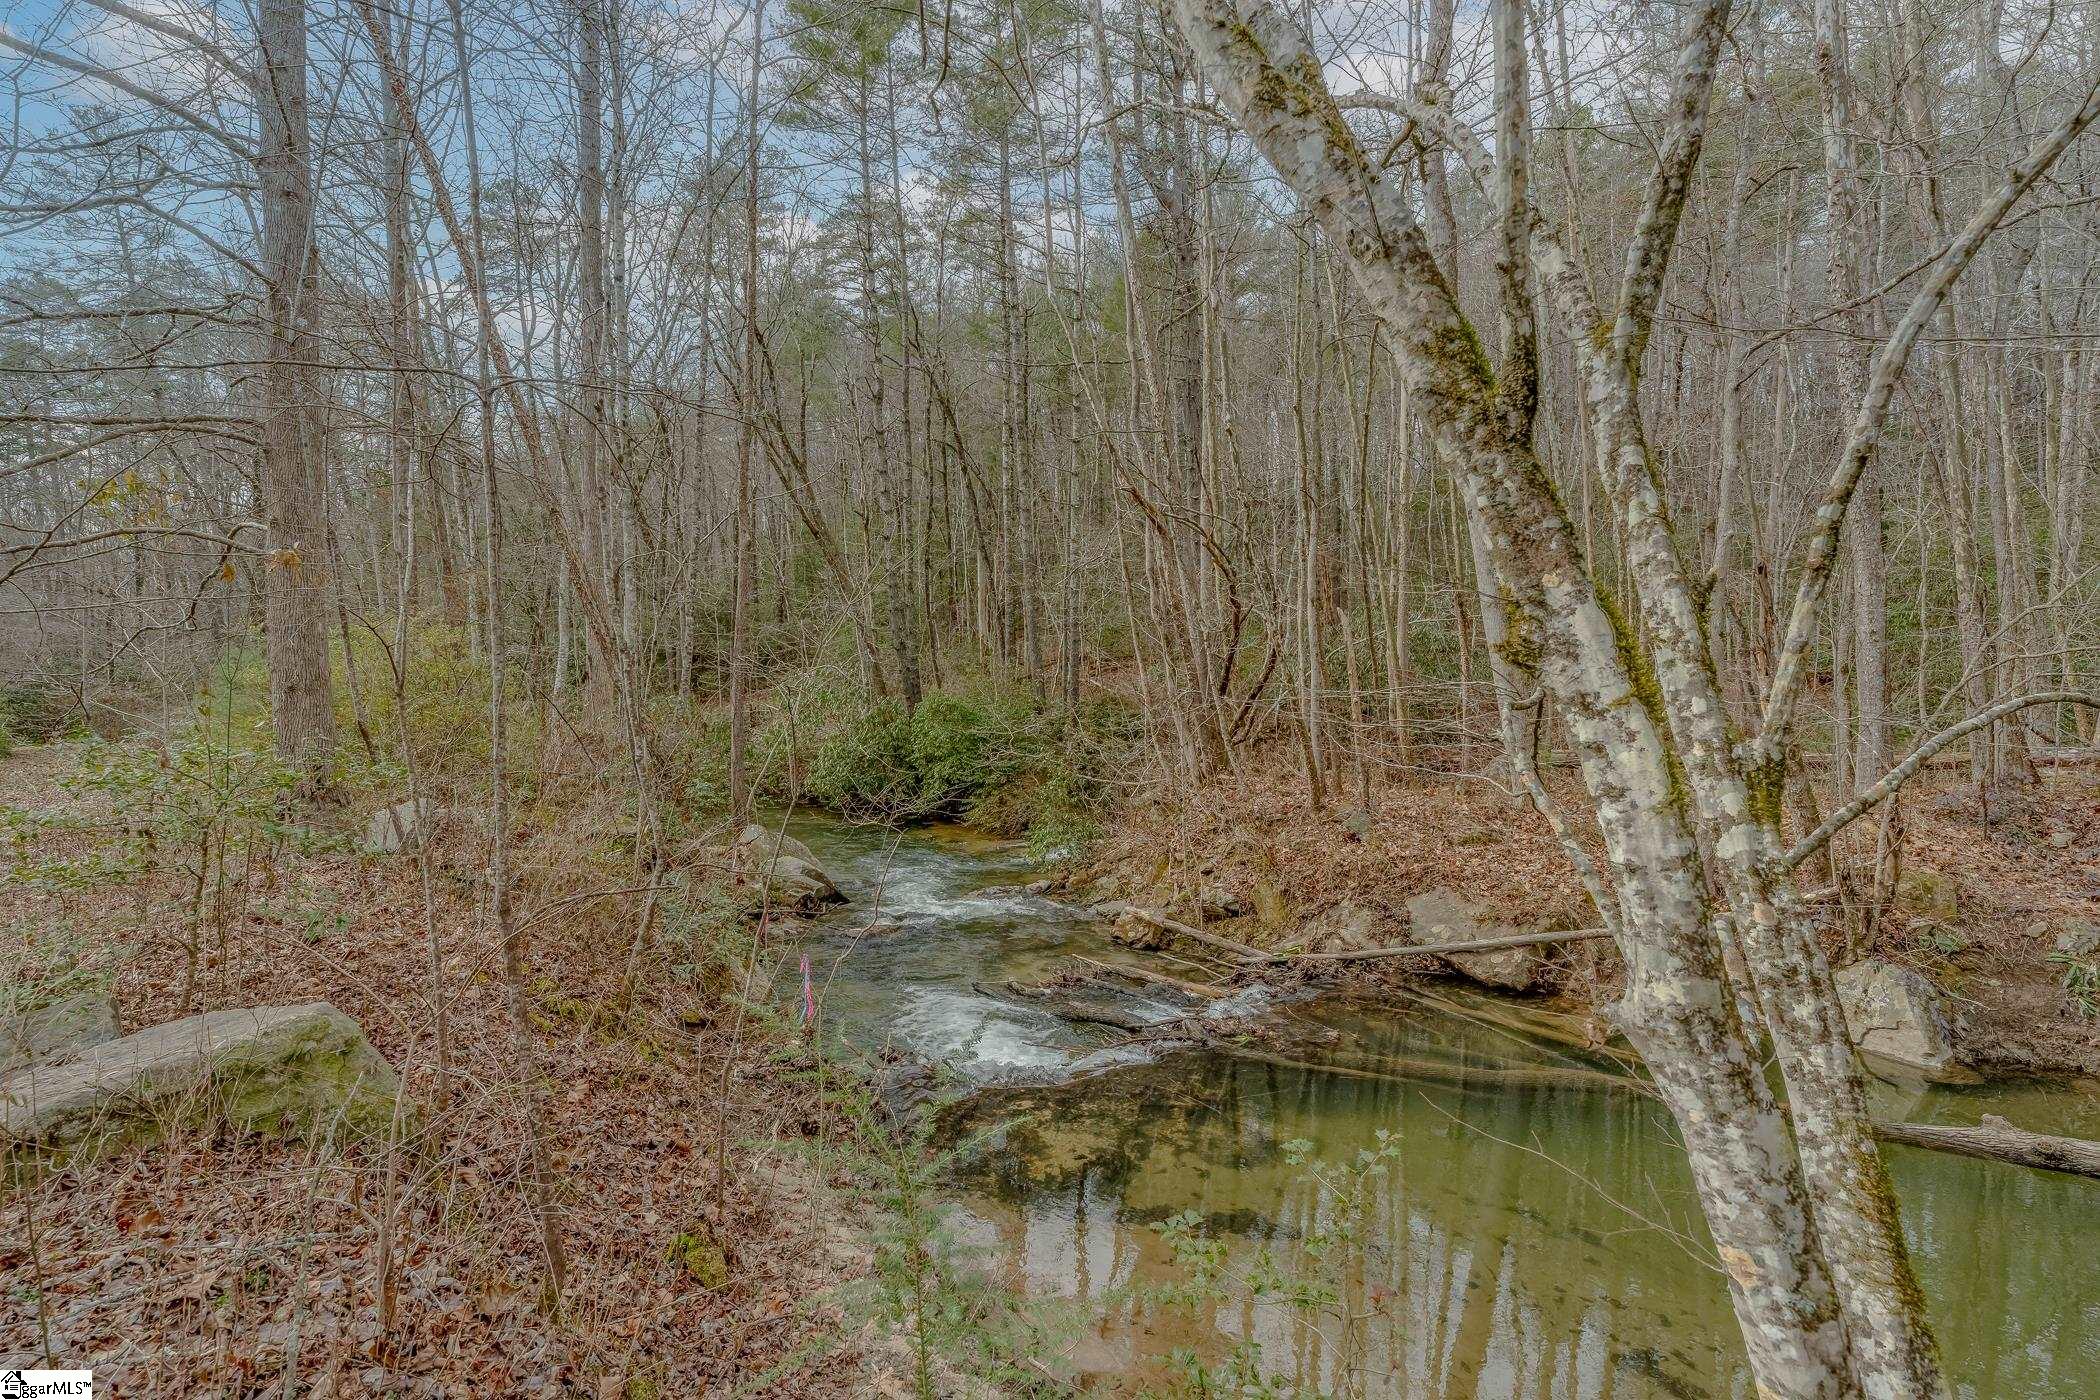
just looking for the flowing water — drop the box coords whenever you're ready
[781,817,2100,1398]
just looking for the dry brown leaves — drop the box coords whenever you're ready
[1,748,882,1398]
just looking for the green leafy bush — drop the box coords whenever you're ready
[805,701,920,819]
[0,683,73,743]
[672,670,1135,853]
[335,620,529,779]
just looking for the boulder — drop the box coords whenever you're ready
[364,798,445,856]
[765,855,840,909]
[3,1002,403,1168]
[732,824,842,909]
[736,823,822,870]
[1835,961,1967,1081]
[1109,911,1171,950]
[1894,869,1959,923]
[1194,884,1244,920]
[1405,889,1546,992]
[1,989,119,1076]
[1303,901,1386,954]
[2055,922,2100,961]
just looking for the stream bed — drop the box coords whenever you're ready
[781,817,2100,1397]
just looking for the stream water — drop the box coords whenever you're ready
[781,817,2100,1398]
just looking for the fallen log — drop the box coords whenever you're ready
[1249,925,1612,964]
[1873,1114,2100,1178]
[1118,907,1271,962]
[983,979,1159,1034]
[1070,955,1232,1001]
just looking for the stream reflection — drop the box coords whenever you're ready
[789,817,2100,1397]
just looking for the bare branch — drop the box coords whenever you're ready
[1784,692,2100,870]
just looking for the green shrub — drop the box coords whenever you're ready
[806,701,920,819]
[335,620,526,779]
[0,683,74,743]
[674,669,1136,853]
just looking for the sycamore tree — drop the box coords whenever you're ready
[1165,0,2100,1393]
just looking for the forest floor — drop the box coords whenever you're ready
[9,714,2099,1396]
[1070,746,2100,1078]
[0,739,926,1399]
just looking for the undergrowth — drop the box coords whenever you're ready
[771,1056,1076,1397]
[683,672,1138,855]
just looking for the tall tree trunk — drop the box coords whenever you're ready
[257,0,334,775]
[1816,0,1885,794]
[727,0,763,823]
[575,0,616,703]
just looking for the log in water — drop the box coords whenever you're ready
[784,816,2100,1398]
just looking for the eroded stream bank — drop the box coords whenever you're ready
[779,817,2100,1398]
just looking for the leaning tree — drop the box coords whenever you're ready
[1167,0,2100,1392]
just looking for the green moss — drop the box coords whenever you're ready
[1495,591,1546,675]
[666,1228,730,1289]
[1745,754,1786,832]
[1513,447,1574,520]
[211,1015,403,1143]
[1846,1135,1943,1372]
[1419,317,1495,398]
[1895,868,1959,922]
[1594,589,1690,813]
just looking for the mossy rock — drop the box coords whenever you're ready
[3,1002,405,1176]
[665,1226,730,1289]
[1251,880,1290,929]
[1895,869,1959,922]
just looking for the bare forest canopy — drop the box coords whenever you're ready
[2,0,2091,788]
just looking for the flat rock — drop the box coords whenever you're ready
[1,989,119,1075]
[1405,889,1545,992]
[1304,901,1386,954]
[1835,960,1968,1082]
[364,797,445,856]
[736,823,823,870]
[2056,922,2100,960]
[3,1001,403,1168]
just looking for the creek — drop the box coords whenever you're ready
[782,816,2100,1398]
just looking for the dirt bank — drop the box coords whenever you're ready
[1065,751,2100,1079]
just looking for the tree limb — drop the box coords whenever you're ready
[1784,692,2100,869]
